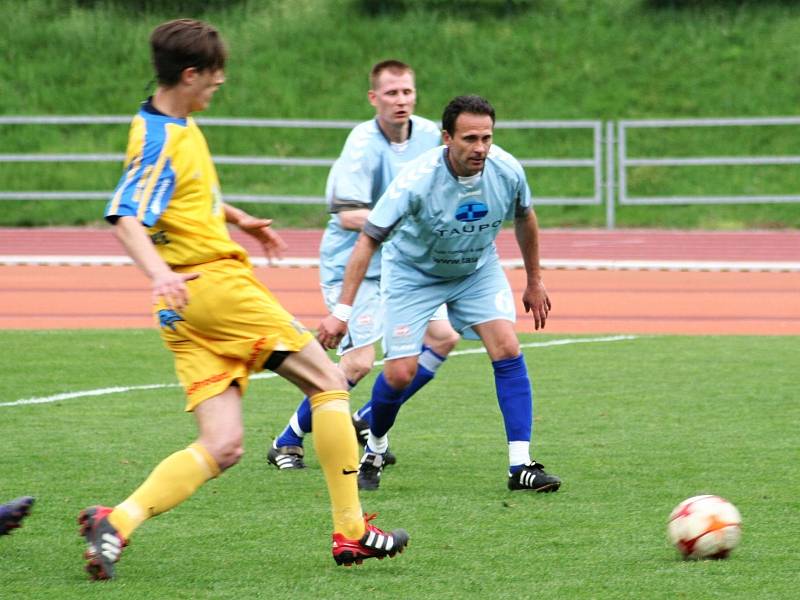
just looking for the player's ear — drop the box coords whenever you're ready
[367,89,378,108]
[442,130,452,146]
[181,66,199,86]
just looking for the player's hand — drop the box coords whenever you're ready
[152,271,200,311]
[317,314,348,350]
[237,216,288,263]
[522,279,551,330]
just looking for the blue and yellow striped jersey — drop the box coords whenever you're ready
[105,100,248,268]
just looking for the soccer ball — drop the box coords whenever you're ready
[667,495,742,559]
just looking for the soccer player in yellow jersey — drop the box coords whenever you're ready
[78,18,408,581]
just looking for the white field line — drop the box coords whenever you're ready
[0,335,637,409]
[1,254,799,272]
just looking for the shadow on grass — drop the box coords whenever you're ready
[643,0,800,9]
[73,0,246,13]
[355,0,538,18]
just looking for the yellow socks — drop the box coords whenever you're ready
[107,442,220,540]
[106,395,364,542]
[310,390,365,540]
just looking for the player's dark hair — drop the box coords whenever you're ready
[150,19,227,87]
[441,95,496,136]
[370,59,414,89]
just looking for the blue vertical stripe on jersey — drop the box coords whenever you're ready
[105,112,178,226]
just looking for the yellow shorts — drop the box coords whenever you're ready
[155,259,314,411]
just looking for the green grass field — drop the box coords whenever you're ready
[1,330,797,598]
[3,0,800,229]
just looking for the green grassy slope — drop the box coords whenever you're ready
[2,0,799,228]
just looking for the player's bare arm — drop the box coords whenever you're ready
[317,232,381,349]
[514,209,551,330]
[336,207,371,231]
[223,203,287,262]
[113,216,199,310]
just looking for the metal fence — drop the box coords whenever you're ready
[617,117,800,203]
[0,115,603,208]
[2,115,798,228]
[612,116,800,227]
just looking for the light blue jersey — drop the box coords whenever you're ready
[364,144,532,281]
[319,115,441,286]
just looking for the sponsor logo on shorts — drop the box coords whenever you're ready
[356,314,373,326]
[495,289,514,314]
[186,371,231,397]
[246,337,268,369]
[455,201,488,223]
[158,309,184,330]
[391,343,416,352]
[393,325,411,338]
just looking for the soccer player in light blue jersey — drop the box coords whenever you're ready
[267,61,460,471]
[318,95,562,492]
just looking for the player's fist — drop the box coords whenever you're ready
[317,314,348,350]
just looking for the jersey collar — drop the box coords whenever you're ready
[140,96,188,125]
[442,147,483,186]
[374,116,413,145]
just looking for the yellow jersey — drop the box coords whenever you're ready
[105,100,249,268]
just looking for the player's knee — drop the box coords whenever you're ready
[318,361,349,392]
[492,341,521,362]
[225,444,245,470]
[429,328,460,356]
[217,443,244,471]
[204,434,244,471]
[342,357,373,383]
[384,363,416,390]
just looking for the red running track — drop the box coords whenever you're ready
[2,227,800,262]
[1,266,798,334]
[1,227,798,333]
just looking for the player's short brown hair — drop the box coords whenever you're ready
[150,19,227,86]
[442,95,496,136]
[369,59,414,90]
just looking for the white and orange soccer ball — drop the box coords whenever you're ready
[667,495,742,559]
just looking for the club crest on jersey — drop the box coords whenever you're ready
[455,201,488,223]
[158,309,184,331]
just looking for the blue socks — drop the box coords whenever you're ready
[493,354,533,471]
[274,396,312,447]
[366,373,406,438]
[277,347,448,450]
[398,345,445,404]
[368,345,447,440]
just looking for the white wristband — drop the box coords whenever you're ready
[332,303,353,322]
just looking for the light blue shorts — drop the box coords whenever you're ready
[380,254,515,359]
[321,280,450,357]
[321,279,383,356]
